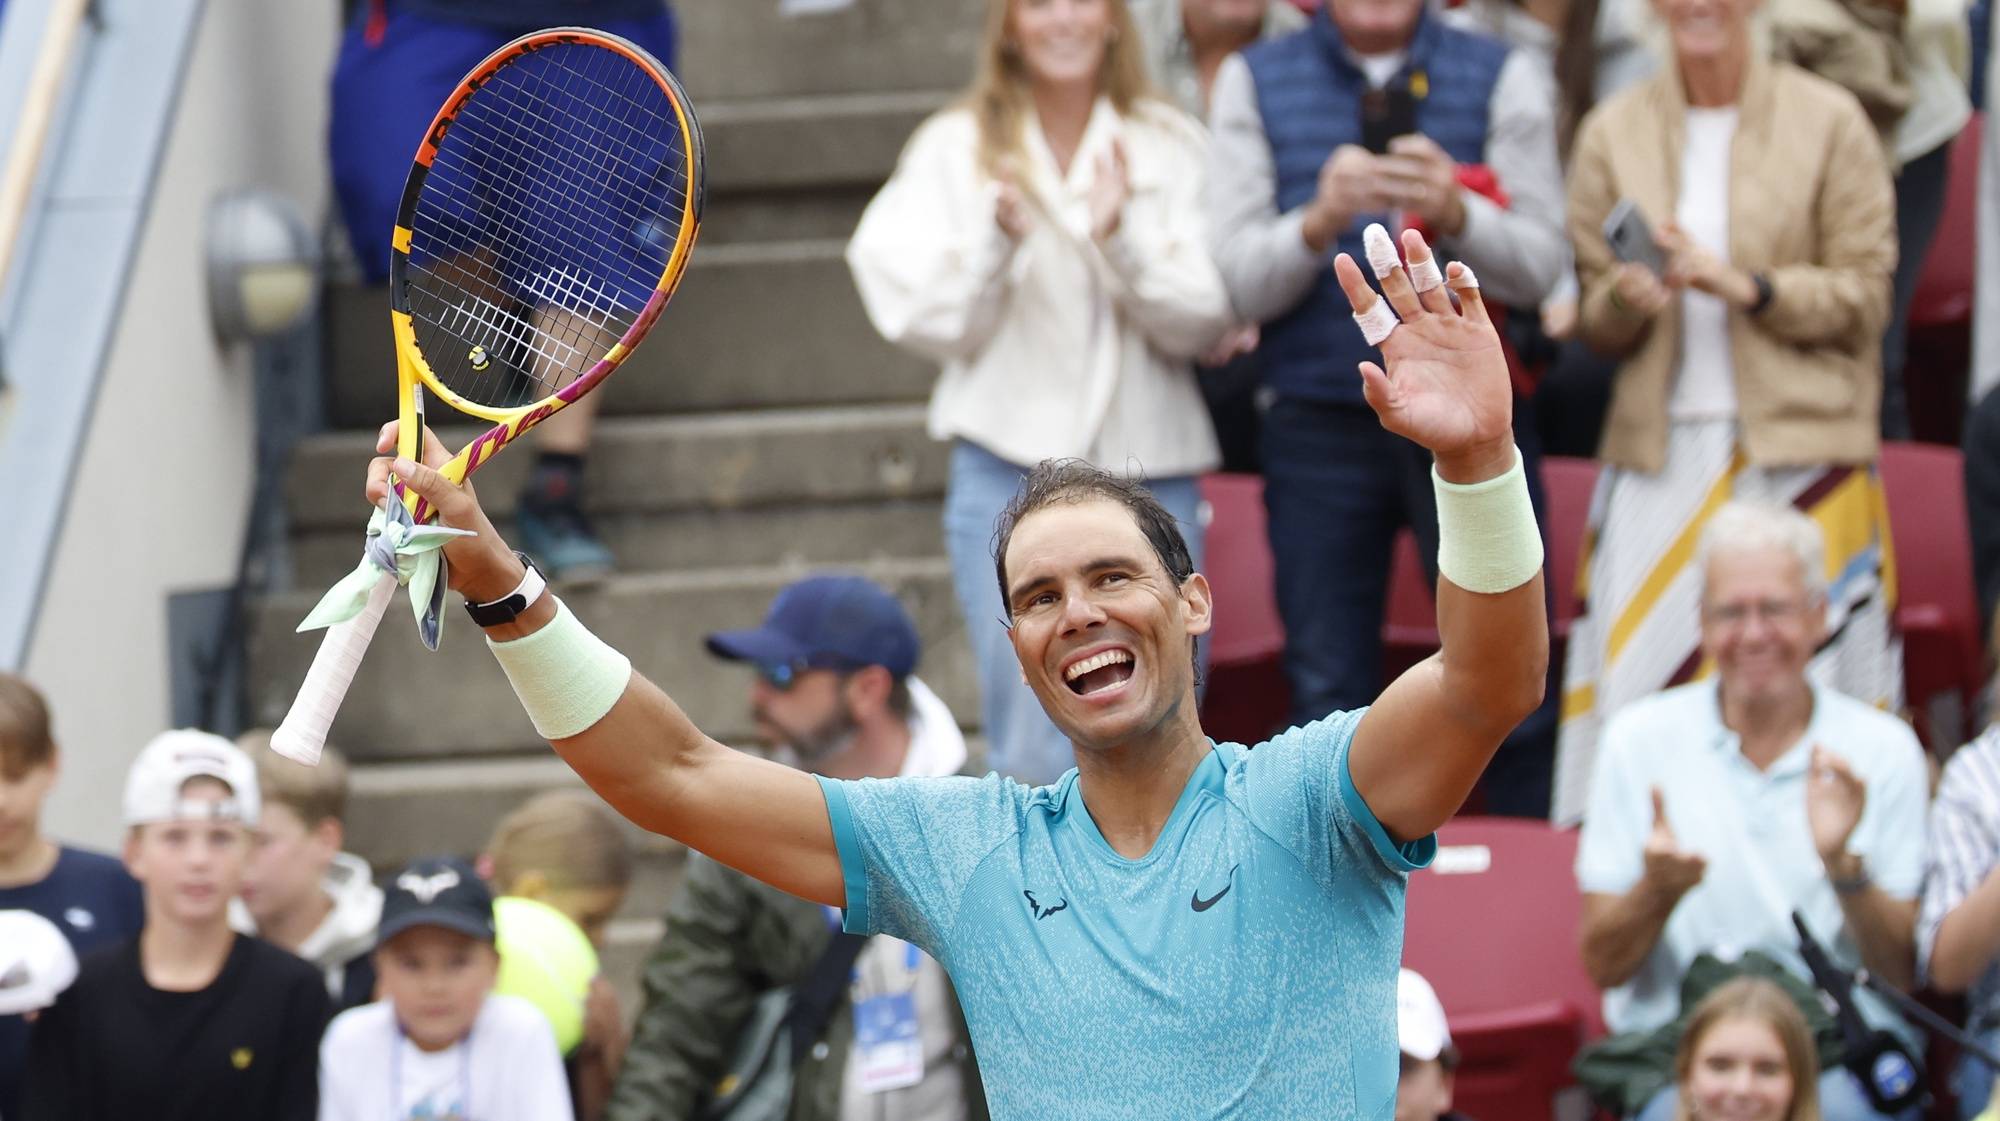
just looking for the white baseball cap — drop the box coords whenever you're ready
[121,729,260,827]
[1398,968,1453,1061]
[0,911,79,1014]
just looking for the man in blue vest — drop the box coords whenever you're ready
[1205,0,1565,815]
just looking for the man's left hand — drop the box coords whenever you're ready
[1380,135,1467,239]
[1806,745,1868,864]
[1331,226,1514,482]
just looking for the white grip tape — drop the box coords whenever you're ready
[1362,222,1401,278]
[1408,255,1444,292]
[1447,264,1480,291]
[488,598,633,741]
[1354,298,1400,346]
[1434,446,1543,594]
[271,571,397,766]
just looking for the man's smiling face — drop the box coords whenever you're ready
[1002,498,1211,752]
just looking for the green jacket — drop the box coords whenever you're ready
[605,852,986,1121]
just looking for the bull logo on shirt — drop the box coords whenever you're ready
[231,1047,253,1070]
[1023,890,1068,921]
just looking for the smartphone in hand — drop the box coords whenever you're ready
[1602,199,1666,276]
[1361,85,1420,155]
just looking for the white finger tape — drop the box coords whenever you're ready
[1447,264,1480,291]
[1354,298,1399,346]
[1362,222,1400,279]
[1408,255,1444,293]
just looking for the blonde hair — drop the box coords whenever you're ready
[486,790,632,894]
[0,673,53,779]
[236,728,350,827]
[1672,978,1823,1121]
[964,0,1159,180]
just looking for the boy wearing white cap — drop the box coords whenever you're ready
[20,730,330,1121]
[1398,968,1477,1121]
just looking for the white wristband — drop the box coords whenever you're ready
[487,598,633,740]
[1433,447,1543,594]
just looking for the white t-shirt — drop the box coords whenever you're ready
[318,993,574,1121]
[1669,107,1740,421]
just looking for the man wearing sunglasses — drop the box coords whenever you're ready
[607,574,985,1121]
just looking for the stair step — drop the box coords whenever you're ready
[290,498,946,588]
[283,401,945,531]
[702,90,943,193]
[244,557,978,760]
[322,242,934,429]
[675,0,981,101]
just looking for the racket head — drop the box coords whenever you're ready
[387,27,704,475]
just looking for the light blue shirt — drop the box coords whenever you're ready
[816,710,1435,1120]
[1575,681,1928,1046]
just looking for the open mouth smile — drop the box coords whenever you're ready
[1063,648,1136,696]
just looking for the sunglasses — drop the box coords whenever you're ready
[753,657,864,691]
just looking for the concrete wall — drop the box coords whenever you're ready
[25,0,337,850]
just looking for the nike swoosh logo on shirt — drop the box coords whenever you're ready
[1191,864,1240,912]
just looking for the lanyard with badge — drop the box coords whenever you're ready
[826,905,926,1094]
[390,1022,473,1121]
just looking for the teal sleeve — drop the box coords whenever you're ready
[1337,745,1437,873]
[1240,708,1434,892]
[815,776,873,933]
[804,772,1026,958]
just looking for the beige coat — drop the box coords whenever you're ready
[1569,56,1895,474]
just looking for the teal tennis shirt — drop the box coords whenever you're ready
[815,709,1436,1119]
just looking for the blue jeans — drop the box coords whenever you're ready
[1952,1025,2000,1120]
[942,440,1205,785]
[1637,1067,1920,1121]
[1258,398,1558,816]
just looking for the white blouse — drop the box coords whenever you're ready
[846,97,1230,478]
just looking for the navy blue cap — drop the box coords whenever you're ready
[705,574,920,679]
[378,856,495,947]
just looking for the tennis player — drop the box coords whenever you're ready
[371,226,1547,1118]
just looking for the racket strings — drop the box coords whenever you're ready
[404,39,693,409]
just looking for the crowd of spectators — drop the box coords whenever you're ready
[3,0,1998,1116]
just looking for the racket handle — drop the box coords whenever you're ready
[270,572,397,765]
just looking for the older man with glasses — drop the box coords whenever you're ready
[607,573,986,1121]
[1573,501,1928,1121]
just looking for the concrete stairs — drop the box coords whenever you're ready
[243,0,987,1006]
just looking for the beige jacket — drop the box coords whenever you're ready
[1569,57,1896,474]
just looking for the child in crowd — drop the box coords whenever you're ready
[232,730,381,1011]
[0,674,145,1121]
[318,855,573,1121]
[483,790,634,1121]
[23,729,329,1121]
[1398,968,1477,1121]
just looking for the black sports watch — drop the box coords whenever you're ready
[463,550,548,627]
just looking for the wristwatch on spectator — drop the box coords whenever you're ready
[1748,272,1775,315]
[1826,851,1870,895]
[464,551,548,627]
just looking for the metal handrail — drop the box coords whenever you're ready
[0,0,93,299]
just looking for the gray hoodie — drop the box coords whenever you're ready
[232,852,383,1007]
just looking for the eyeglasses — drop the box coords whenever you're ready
[1704,597,1810,627]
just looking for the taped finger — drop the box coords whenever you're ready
[1353,295,1400,347]
[1363,222,1424,321]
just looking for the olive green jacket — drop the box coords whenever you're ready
[605,852,987,1121]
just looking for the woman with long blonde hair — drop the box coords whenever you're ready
[848,0,1233,785]
[1666,978,1824,1121]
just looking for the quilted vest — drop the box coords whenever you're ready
[1242,13,1511,404]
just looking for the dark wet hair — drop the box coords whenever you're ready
[991,459,1195,618]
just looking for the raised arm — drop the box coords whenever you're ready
[372,426,845,909]
[1332,228,1549,844]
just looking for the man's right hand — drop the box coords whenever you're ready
[365,420,525,605]
[1611,262,1671,317]
[1642,786,1706,899]
[1301,145,1386,253]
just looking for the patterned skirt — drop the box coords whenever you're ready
[1551,419,1903,825]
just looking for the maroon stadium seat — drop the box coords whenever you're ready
[1198,473,1292,744]
[1405,816,1602,1121]
[1878,441,1983,750]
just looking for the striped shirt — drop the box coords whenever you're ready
[1920,725,2000,1025]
